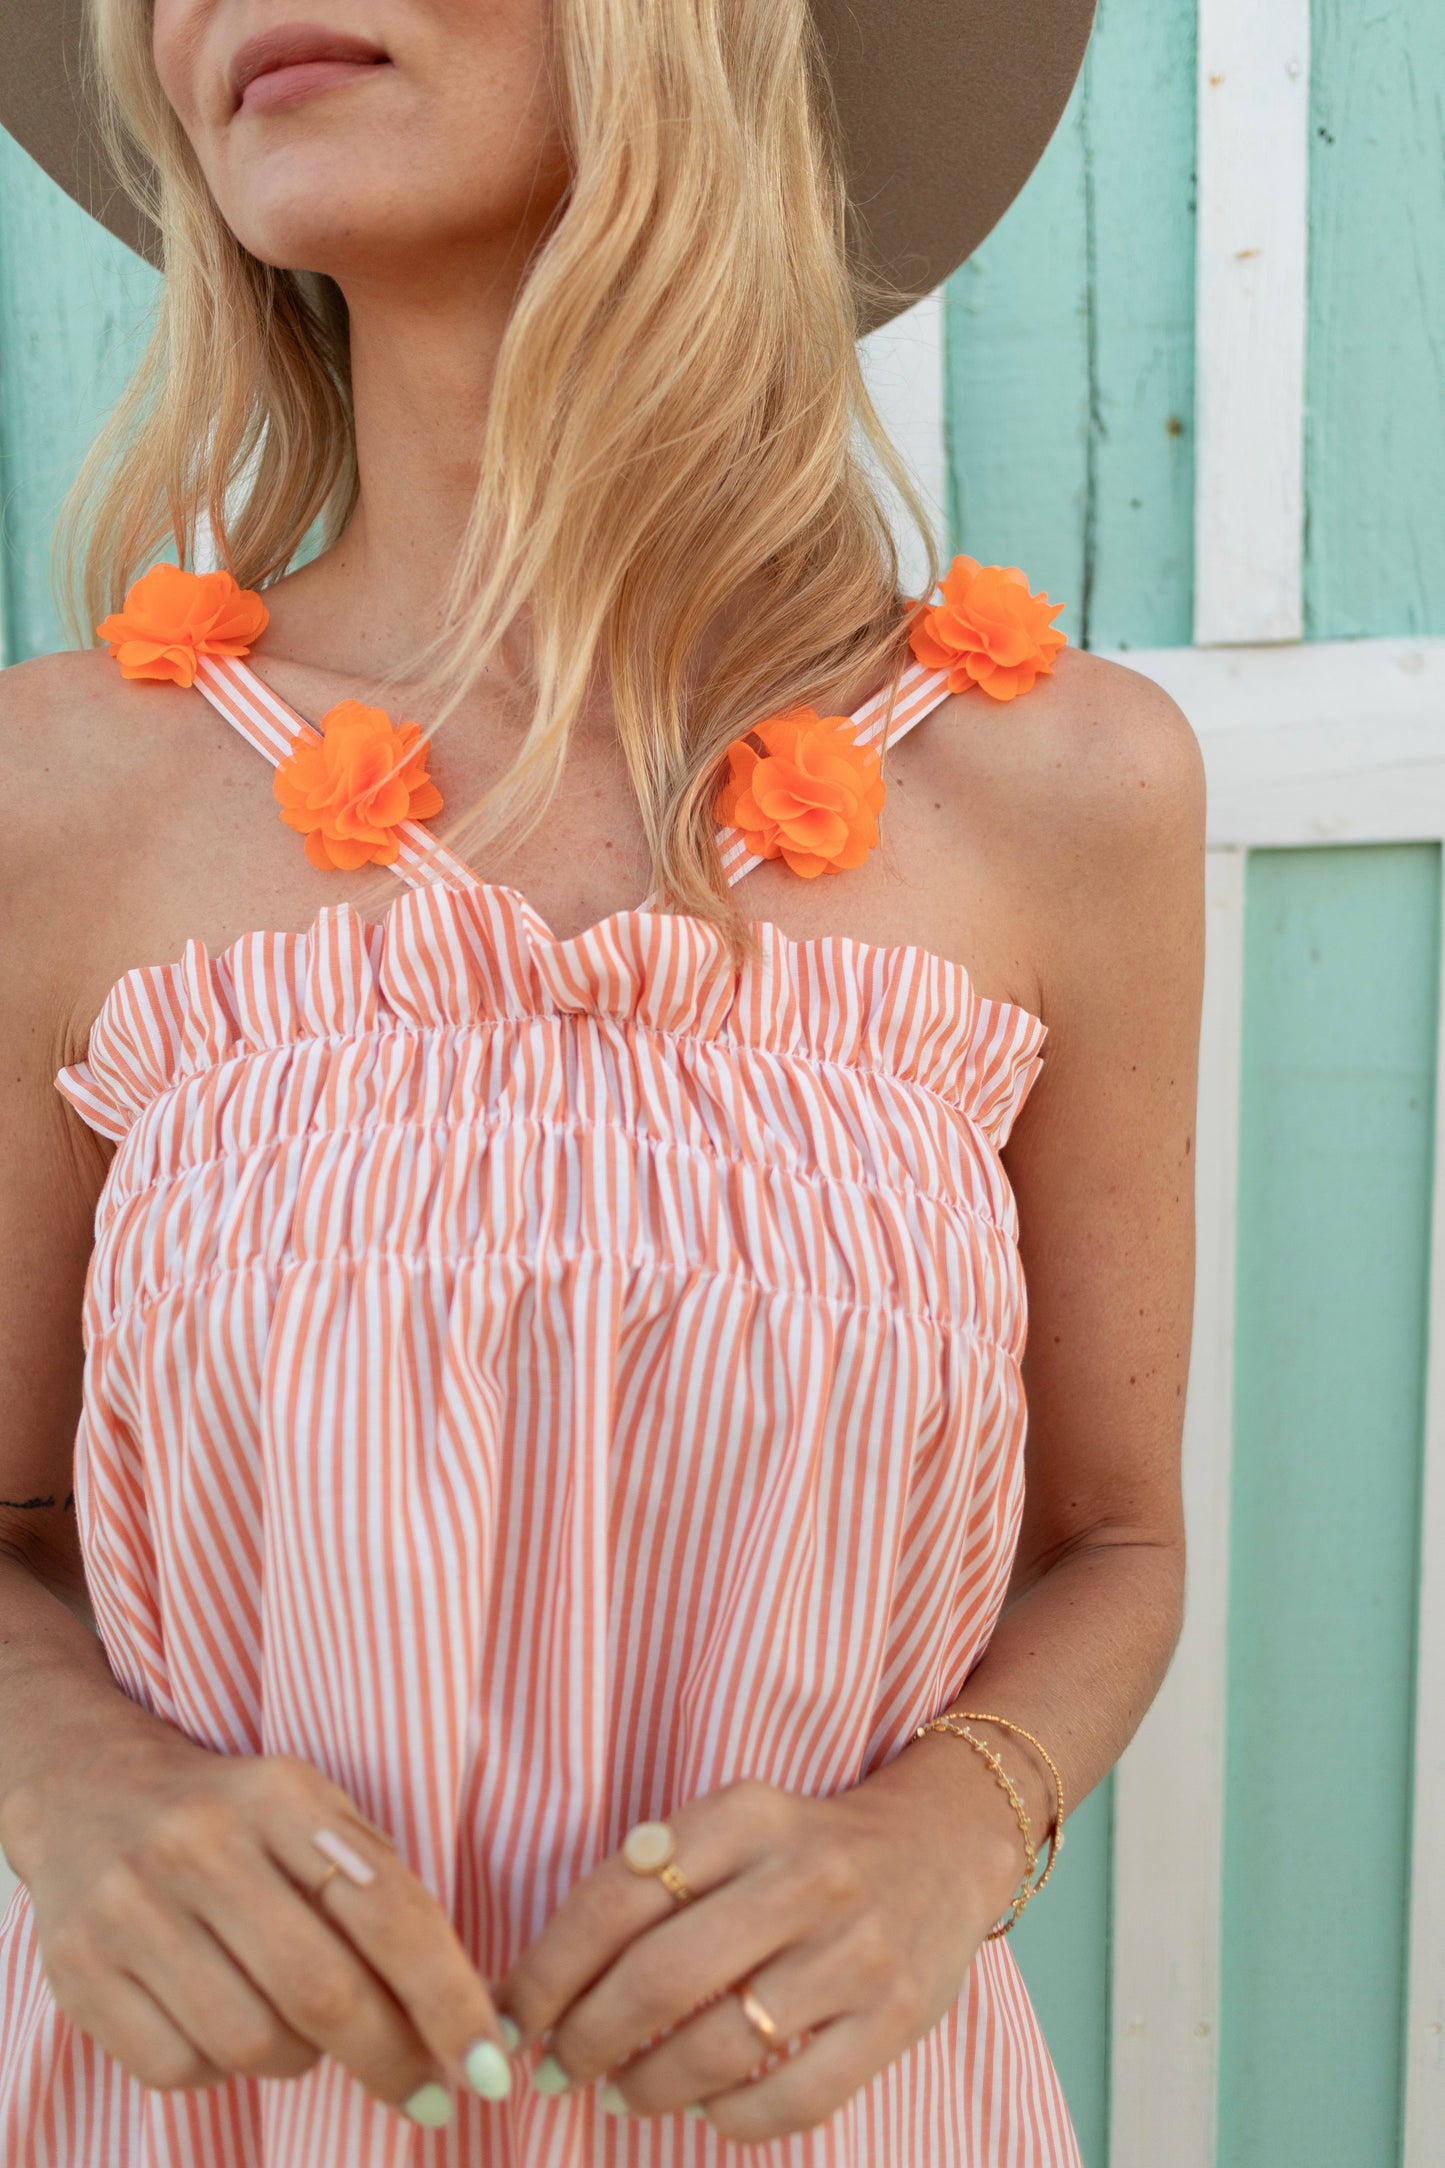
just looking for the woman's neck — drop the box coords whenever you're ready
[267,265,513,673]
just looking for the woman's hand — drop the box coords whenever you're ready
[496,1748,1026,2144]
[2,1717,513,2125]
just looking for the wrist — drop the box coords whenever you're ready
[863,1726,1033,1926]
[0,1675,183,1876]
[915,1727,1034,1910]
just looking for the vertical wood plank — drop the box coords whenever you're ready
[1404,890,1445,2166]
[945,0,1198,657]
[1108,847,1244,2168]
[1221,843,1438,2168]
[1305,0,1445,640]
[944,73,1091,648]
[1193,0,1310,643]
[1076,0,1198,653]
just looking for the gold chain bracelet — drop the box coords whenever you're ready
[952,1712,1067,1899]
[912,1715,1037,1937]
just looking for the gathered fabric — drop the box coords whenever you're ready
[0,647,1080,2165]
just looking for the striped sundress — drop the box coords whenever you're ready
[0,648,1081,2166]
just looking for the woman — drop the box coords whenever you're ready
[0,0,1203,2160]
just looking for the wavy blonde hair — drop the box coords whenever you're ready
[58,0,940,957]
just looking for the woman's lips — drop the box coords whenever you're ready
[238,56,391,115]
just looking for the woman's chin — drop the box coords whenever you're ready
[222,202,422,279]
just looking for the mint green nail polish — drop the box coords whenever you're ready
[498,2014,522,2054]
[532,2052,571,2096]
[685,2103,706,2117]
[464,2038,513,2100]
[402,2081,454,2127]
[601,2080,628,2115]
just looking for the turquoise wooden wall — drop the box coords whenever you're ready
[0,138,153,658]
[2,3,1442,2162]
[1223,843,1437,2168]
[947,2,1444,2163]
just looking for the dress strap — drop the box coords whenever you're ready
[193,650,955,903]
[190,655,479,890]
[714,657,955,890]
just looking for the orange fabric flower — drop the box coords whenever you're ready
[95,562,269,687]
[715,707,885,879]
[273,700,444,871]
[908,553,1067,701]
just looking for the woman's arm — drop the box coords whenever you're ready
[865,654,1205,1857]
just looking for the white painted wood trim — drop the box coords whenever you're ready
[1403,894,1445,2166]
[1097,638,1445,847]
[1109,847,1245,2168]
[858,287,947,603]
[1193,0,1310,644]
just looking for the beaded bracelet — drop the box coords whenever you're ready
[952,1711,1067,1899]
[913,1714,1037,1937]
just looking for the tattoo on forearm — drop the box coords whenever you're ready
[0,1493,76,1511]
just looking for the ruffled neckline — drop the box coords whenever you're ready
[57,878,1047,1149]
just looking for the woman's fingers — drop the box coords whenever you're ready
[46,1963,228,2095]
[257,1813,514,2103]
[590,1893,932,2139]
[605,1951,900,2144]
[596,1923,834,2122]
[541,1855,810,2089]
[502,1776,795,2062]
[119,1905,321,2082]
[65,1814,448,2116]
[26,1739,516,2120]
[697,2005,881,2145]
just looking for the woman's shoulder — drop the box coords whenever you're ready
[1,644,194,849]
[953,644,1201,827]
[901,644,1204,1022]
[2,637,263,850]
[924,644,1204,890]
[0,646,236,1024]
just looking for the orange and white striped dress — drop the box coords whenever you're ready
[0,646,1081,2166]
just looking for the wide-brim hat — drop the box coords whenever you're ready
[0,0,1095,331]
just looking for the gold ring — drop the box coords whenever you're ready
[735,1982,781,2049]
[308,1825,378,1894]
[620,1819,695,1906]
[656,1861,693,1905]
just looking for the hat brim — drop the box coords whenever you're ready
[0,0,1095,332]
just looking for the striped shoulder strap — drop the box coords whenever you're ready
[714,657,956,890]
[191,655,479,890]
[192,651,955,900]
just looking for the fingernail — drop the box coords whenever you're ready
[498,2014,522,2054]
[601,2080,628,2114]
[402,2081,454,2126]
[464,2038,513,2100]
[685,2102,707,2117]
[531,2052,571,2096]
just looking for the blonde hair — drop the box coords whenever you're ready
[59,0,940,958]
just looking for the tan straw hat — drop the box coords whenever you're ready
[0,0,1095,330]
